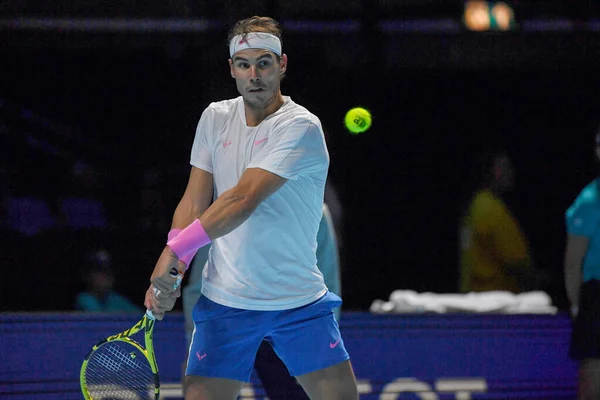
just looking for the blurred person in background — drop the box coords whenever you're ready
[181,202,342,399]
[565,129,600,400]
[459,148,535,293]
[75,248,141,313]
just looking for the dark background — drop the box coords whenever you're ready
[2,0,600,312]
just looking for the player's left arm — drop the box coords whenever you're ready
[173,118,325,243]
[198,167,287,238]
[199,119,326,238]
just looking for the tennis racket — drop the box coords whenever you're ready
[80,310,160,400]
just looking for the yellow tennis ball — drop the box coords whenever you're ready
[344,107,372,134]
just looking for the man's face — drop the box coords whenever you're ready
[229,49,287,108]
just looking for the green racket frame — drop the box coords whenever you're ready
[80,312,160,399]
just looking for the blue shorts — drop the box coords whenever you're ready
[186,291,350,382]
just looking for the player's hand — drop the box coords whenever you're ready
[150,246,185,297]
[144,283,181,320]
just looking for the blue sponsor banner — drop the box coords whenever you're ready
[0,312,577,399]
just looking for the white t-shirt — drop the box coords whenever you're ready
[190,96,329,310]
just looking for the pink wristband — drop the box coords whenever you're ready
[166,219,211,268]
[167,228,194,266]
[179,252,195,267]
[167,228,183,242]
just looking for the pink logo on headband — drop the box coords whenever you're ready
[230,32,282,58]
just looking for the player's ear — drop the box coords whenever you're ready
[229,59,235,78]
[279,54,288,75]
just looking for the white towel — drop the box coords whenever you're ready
[370,290,557,314]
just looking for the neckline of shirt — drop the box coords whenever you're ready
[239,96,292,129]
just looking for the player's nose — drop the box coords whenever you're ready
[249,66,260,81]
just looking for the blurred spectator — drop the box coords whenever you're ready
[564,130,600,400]
[75,248,141,313]
[459,148,535,293]
[181,203,341,398]
[57,161,109,230]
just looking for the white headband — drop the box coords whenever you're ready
[229,32,282,58]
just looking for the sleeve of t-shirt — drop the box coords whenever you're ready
[566,202,600,237]
[247,118,329,180]
[190,107,215,173]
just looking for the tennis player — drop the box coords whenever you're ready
[144,15,358,400]
[565,129,600,400]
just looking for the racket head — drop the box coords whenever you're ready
[80,315,159,400]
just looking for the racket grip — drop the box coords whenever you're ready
[146,287,160,320]
[169,267,184,291]
[146,309,156,320]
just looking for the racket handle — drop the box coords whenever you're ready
[169,267,184,291]
[147,272,180,321]
[146,287,160,320]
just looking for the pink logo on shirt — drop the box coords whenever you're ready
[223,140,232,149]
[196,352,207,361]
[329,338,341,349]
[254,138,268,146]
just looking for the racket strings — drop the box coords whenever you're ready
[85,341,156,399]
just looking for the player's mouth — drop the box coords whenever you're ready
[248,87,265,93]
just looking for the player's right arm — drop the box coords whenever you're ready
[144,166,213,317]
[145,105,218,318]
[171,166,214,229]
[171,105,217,229]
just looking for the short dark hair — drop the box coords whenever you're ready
[227,16,283,52]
